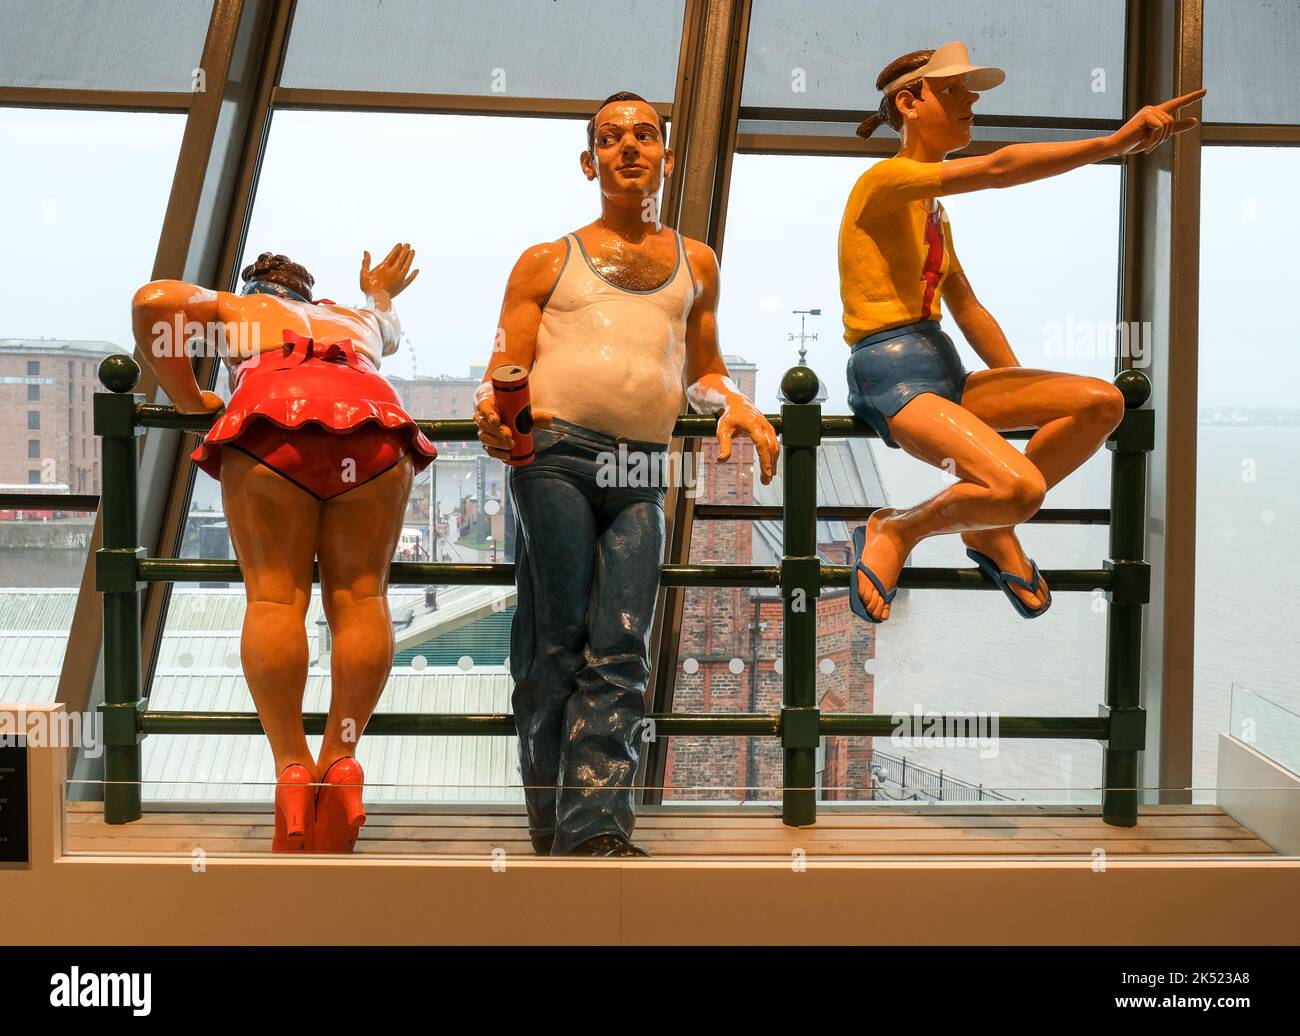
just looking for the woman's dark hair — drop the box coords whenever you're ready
[586,91,666,152]
[857,49,935,139]
[240,252,315,302]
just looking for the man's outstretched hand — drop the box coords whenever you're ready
[360,242,419,300]
[1109,88,1206,156]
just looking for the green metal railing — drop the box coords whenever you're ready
[93,355,1153,828]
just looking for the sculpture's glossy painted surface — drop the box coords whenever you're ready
[474,94,778,857]
[491,363,536,466]
[842,43,1203,623]
[132,244,425,851]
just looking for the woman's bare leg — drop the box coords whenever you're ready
[855,392,1047,620]
[957,368,1124,595]
[315,456,414,776]
[221,450,322,776]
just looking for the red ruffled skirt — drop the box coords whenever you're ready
[192,330,437,500]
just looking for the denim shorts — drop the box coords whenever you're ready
[845,319,970,449]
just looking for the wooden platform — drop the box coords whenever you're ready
[21,717,1298,944]
[64,802,1278,858]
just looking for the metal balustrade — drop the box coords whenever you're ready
[93,355,1153,828]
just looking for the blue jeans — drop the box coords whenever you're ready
[508,419,666,853]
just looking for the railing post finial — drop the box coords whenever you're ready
[779,365,821,405]
[1114,368,1151,409]
[98,353,141,394]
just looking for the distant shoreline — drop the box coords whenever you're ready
[1197,417,1300,427]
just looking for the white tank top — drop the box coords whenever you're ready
[529,230,697,445]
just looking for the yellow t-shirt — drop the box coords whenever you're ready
[838,157,963,345]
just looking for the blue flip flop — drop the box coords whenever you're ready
[850,524,897,624]
[965,547,1052,619]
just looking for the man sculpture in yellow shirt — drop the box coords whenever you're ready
[840,41,1203,623]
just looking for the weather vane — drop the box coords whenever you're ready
[790,308,821,365]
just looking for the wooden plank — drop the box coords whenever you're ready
[65,808,1241,829]
[64,802,1272,859]
[65,822,1259,845]
[64,800,1234,819]
[642,827,1262,844]
[66,820,1248,844]
[64,837,1277,857]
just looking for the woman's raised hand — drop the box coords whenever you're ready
[360,242,419,299]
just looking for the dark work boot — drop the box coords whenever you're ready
[568,833,651,858]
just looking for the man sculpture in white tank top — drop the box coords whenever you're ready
[474,92,780,857]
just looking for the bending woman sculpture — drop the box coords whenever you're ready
[841,42,1203,623]
[132,244,434,852]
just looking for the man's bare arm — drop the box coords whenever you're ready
[944,272,1019,369]
[473,242,564,460]
[938,89,1205,196]
[681,244,730,397]
[131,280,225,414]
[682,241,780,485]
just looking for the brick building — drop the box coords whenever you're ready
[665,360,886,803]
[0,339,124,494]
[389,365,485,423]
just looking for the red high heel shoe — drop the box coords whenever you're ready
[314,757,366,853]
[272,763,316,852]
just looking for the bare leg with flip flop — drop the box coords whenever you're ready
[853,373,1123,623]
[838,44,1194,625]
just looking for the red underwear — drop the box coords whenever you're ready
[225,421,412,500]
[192,330,437,500]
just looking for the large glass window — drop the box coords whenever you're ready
[238,111,603,384]
[1194,146,1300,795]
[14,0,1292,829]
[186,109,607,549]
[144,0,691,805]
[0,107,187,702]
[663,134,1122,803]
[157,110,617,802]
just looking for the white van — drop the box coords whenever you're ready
[394,528,426,561]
